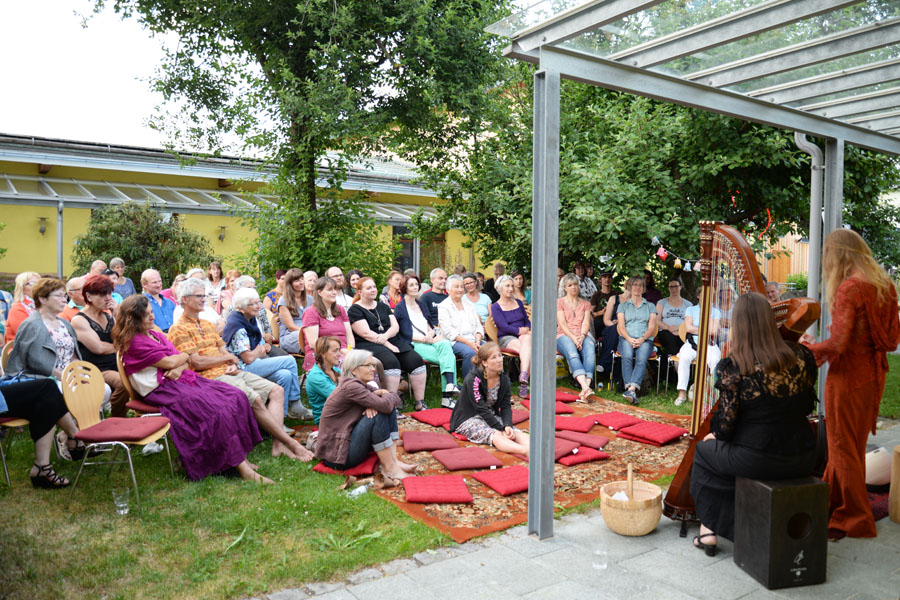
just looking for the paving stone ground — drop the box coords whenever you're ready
[256,420,900,600]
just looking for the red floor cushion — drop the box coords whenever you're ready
[74,416,169,443]
[401,431,460,453]
[594,411,644,431]
[617,421,689,446]
[471,465,529,496]
[432,446,504,471]
[555,390,581,402]
[511,409,530,425]
[554,415,599,433]
[554,438,581,461]
[409,408,453,428]
[556,430,611,450]
[403,475,473,503]
[520,400,574,414]
[312,453,380,475]
[557,446,610,466]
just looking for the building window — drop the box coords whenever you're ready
[393,226,444,277]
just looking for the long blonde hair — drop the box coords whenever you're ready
[13,271,40,302]
[822,229,892,308]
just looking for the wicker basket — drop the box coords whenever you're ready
[600,464,662,536]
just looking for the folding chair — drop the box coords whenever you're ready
[61,361,173,516]
[0,341,13,375]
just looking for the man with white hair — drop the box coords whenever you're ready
[58,276,85,321]
[141,268,176,332]
[325,266,354,309]
[89,259,107,276]
[168,277,313,460]
[420,267,448,323]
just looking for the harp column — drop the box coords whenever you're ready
[528,66,560,540]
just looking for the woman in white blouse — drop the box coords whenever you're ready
[438,274,484,379]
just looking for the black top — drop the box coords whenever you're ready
[711,342,817,456]
[347,301,413,353]
[449,367,512,432]
[419,289,449,324]
[72,311,117,372]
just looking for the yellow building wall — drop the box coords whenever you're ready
[180,214,256,268]
[0,204,93,276]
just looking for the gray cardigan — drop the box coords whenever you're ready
[6,311,82,377]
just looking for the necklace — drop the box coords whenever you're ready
[363,302,384,332]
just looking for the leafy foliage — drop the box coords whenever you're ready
[0,222,6,261]
[411,64,900,286]
[71,202,214,285]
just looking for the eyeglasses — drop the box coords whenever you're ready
[668,284,681,288]
[361,363,377,369]
[48,292,68,300]
[187,294,207,299]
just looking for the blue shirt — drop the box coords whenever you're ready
[617,298,657,339]
[306,364,340,424]
[684,304,722,345]
[144,292,176,332]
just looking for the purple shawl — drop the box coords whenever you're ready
[122,331,198,385]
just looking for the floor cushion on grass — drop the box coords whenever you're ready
[471,465,529,496]
[511,409,530,425]
[554,415,599,433]
[554,438,581,461]
[520,400,574,414]
[312,453,379,475]
[432,446,504,471]
[409,408,453,428]
[555,430,611,449]
[401,431,460,453]
[557,446,610,466]
[593,411,644,431]
[555,390,581,402]
[403,475,473,503]
[617,421,688,446]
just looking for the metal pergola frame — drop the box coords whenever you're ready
[491,0,900,539]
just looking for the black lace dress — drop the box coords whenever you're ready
[690,342,818,541]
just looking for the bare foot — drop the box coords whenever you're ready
[382,468,412,481]
[272,440,314,462]
[398,461,419,473]
[244,471,274,484]
[236,461,273,484]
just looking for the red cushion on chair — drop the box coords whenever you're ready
[555,390,581,402]
[554,415,599,433]
[555,430,611,449]
[401,431,460,453]
[594,411,644,431]
[403,475,473,503]
[501,347,520,357]
[74,416,169,443]
[471,465,529,496]
[409,408,452,428]
[431,446,504,471]
[313,453,380,475]
[557,446,610,465]
[617,421,688,446]
[520,399,574,414]
[510,409,529,425]
[126,399,158,414]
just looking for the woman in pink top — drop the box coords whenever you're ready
[556,273,595,401]
[301,276,354,371]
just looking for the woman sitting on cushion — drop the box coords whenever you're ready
[114,294,271,483]
[449,342,530,457]
[305,336,341,424]
[315,349,418,482]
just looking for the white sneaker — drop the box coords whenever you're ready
[674,397,685,406]
[595,365,605,374]
[444,383,460,396]
[286,402,313,420]
[142,441,164,455]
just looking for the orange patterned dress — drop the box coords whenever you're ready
[806,278,899,537]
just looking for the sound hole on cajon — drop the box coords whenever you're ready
[787,512,812,539]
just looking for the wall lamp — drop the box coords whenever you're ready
[218,226,227,242]
[38,217,47,236]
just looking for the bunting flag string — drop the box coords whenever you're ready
[650,234,696,271]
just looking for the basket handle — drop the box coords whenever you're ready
[627,463,634,499]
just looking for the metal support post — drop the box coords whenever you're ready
[528,68,560,540]
[57,199,64,277]
[818,138,845,406]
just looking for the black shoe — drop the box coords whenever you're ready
[30,463,70,489]
[693,533,717,557]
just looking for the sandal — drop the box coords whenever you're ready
[692,533,717,557]
[372,472,401,490]
[30,463,70,489]
[67,439,89,461]
[414,400,426,412]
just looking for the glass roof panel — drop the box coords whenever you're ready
[143,188,181,203]
[652,3,900,79]
[783,79,900,109]
[6,178,47,197]
[44,181,89,198]
[116,185,155,201]
[485,0,596,38]
[81,183,121,201]
[179,190,222,206]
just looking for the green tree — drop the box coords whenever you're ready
[411,65,900,284]
[72,202,215,286]
[93,0,507,279]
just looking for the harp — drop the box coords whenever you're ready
[662,221,821,535]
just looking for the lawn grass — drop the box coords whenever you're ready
[881,353,900,420]
[0,378,452,600]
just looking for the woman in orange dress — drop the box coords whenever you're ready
[801,229,900,540]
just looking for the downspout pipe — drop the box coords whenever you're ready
[57,198,64,277]
[793,132,824,305]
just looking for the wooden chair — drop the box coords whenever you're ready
[0,416,29,486]
[116,353,162,417]
[484,315,520,374]
[61,361,173,516]
[0,341,13,375]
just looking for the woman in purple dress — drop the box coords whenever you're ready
[112,295,269,483]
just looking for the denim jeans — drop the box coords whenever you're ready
[323,409,399,470]
[556,335,595,379]
[452,341,477,379]
[618,337,654,388]
[243,355,301,411]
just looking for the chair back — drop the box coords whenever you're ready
[269,311,280,343]
[0,341,12,374]
[678,321,687,343]
[61,361,106,429]
[116,352,142,401]
[484,314,499,343]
